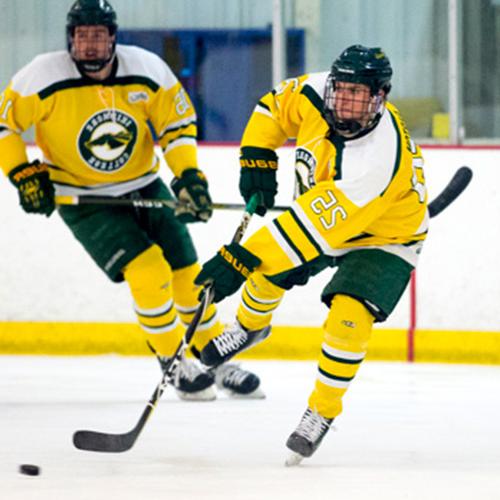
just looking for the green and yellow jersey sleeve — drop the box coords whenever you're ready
[148,80,198,178]
[240,74,320,159]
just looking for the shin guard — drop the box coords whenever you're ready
[124,244,183,356]
[172,262,223,354]
[308,294,374,419]
[236,272,285,331]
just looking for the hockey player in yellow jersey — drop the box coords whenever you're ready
[0,0,262,400]
[195,45,428,463]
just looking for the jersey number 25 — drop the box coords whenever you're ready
[310,190,347,230]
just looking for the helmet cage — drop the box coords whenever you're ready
[324,74,386,137]
[324,45,392,137]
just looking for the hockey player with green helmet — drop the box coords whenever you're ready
[0,0,263,400]
[195,44,427,464]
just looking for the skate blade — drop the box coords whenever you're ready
[226,387,266,400]
[175,386,217,401]
[285,451,304,467]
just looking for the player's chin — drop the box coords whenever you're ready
[338,114,358,122]
[337,109,356,117]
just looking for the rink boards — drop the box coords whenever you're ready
[1,322,500,364]
[1,145,500,365]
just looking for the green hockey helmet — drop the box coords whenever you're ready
[324,45,393,137]
[66,0,118,73]
[331,45,392,95]
[67,0,117,33]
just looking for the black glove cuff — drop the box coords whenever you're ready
[171,168,208,196]
[8,160,47,186]
[220,243,261,278]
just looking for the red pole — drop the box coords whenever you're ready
[407,270,417,362]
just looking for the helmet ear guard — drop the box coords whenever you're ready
[324,45,393,137]
[66,0,118,73]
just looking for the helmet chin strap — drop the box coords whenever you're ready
[69,36,116,75]
[334,119,363,137]
[74,53,114,74]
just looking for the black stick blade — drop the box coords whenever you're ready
[73,429,138,453]
[73,391,157,452]
[428,166,473,218]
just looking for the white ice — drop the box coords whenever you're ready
[2,356,500,500]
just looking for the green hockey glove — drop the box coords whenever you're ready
[239,147,278,216]
[195,243,261,303]
[171,168,213,223]
[8,160,55,216]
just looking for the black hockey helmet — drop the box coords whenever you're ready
[324,45,393,137]
[66,0,118,73]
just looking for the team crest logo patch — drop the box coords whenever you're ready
[295,147,317,194]
[78,110,138,172]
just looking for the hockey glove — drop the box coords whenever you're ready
[239,147,278,216]
[195,243,261,303]
[8,160,55,216]
[171,168,213,223]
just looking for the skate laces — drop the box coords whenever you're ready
[296,408,331,441]
[217,364,249,387]
[177,356,203,383]
[213,323,248,356]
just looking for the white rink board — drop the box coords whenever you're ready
[0,145,498,331]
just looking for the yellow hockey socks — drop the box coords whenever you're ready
[308,294,374,419]
[172,262,223,353]
[124,244,183,356]
[236,272,285,331]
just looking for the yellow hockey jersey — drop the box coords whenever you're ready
[241,73,428,275]
[0,45,198,196]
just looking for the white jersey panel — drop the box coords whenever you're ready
[302,72,328,100]
[10,51,79,97]
[9,46,179,98]
[115,45,178,91]
[335,109,398,207]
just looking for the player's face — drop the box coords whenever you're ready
[334,82,374,126]
[71,25,114,63]
[335,82,384,127]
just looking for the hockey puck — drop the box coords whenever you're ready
[19,464,40,476]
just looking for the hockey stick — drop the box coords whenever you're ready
[427,166,472,218]
[55,194,289,212]
[71,167,471,453]
[72,193,261,453]
[57,166,472,217]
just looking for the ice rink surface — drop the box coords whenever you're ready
[1,356,500,500]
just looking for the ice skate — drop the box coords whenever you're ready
[157,354,216,401]
[214,363,265,399]
[200,321,271,367]
[285,407,333,466]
